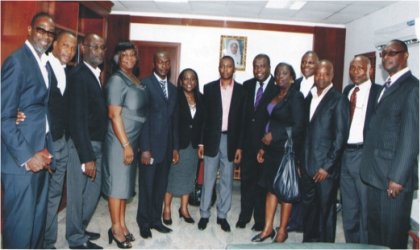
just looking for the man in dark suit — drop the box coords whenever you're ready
[1,12,56,249]
[137,50,179,239]
[236,54,278,231]
[66,33,108,249]
[360,40,419,249]
[197,56,247,232]
[288,50,319,233]
[340,56,381,244]
[301,60,349,243]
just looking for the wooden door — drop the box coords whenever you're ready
[133,41,181,86]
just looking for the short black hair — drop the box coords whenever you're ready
[56,30,76,41]
[275,62,296,81]
[390,39,408,52]
[221,55,235,66]
[31,12,54,27]
[254,54,271,67]
[302,50,319,62]
[112,41,138,74]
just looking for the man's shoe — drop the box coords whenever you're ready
[85,230,100,240]
[151,224,172,234]
[69,240,103,249]
[198,218,209,230]
[285,225,303,233]
[140,228,152,239]
[251,223,264,231]
[235,219,247,228]
[217,218,231,232]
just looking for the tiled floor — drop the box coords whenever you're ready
[53,179,347,249]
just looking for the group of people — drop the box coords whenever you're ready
[1,11,418,250]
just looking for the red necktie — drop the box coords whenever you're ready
[350,87,359,124]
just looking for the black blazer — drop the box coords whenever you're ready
[292,76,303,92]
[178,89,204,149]
[201,80,247,161]
[68,62,107,164]
[342,82,381,139]
[139,74,179,163]
[361,71,419,192]
[262,87,305,153]
[242,75,279,154]
[303,87,350,178]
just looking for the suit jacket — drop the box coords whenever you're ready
[342,82,381,139]
[1,44,56,174]
[139,74,179,163]
[292,76,303,92]
[201,79,247,161]
[262,87,305,154]
[360,71,419,192]
[178,89,204,149]
[303,87,350,178]
[242,75,279,154]
[67,62,107,164]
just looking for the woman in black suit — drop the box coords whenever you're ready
[251,63,305,243]
[163,68,204,224]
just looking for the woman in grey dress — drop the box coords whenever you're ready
[102,41,148,248]
[163,69,204,225]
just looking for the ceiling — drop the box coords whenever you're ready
[111,1,397,26]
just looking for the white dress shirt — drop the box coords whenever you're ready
[378,67,409,102]
[84,61,102,88]
[309,83,333,121]
[47,52,66,95]
[253,75,272,103]
[300,75,315,98]
[347,80,371,144]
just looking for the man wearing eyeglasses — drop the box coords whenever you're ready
[360,39,419,249]
[1,12,56,248]
[340,56,380,244]
[66,33,108,249]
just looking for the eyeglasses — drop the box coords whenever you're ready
[33,26,56,38]
[83,44,107,51]
[379,50,406,58]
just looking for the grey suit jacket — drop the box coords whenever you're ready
[360,71,419,191]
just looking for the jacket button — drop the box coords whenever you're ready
[252,119,255,122]
[190,125,193,128]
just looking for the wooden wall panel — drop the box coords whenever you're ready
[313,26,346,91]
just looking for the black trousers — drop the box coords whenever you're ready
[367,185,413,249]
[238,146,266,225]
[301,167,338,243]
[136,143,172,229]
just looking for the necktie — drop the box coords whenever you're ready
[160,80,168,100]
[350,87,359,124]
[384,78,391,91]
[254,82,264,110]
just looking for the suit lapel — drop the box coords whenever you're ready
[150,75,168,101]
[24,44,48,92]
[375,71,411,109]
[310,87,335,124]
[80,62,102,91]
[256,77,277,112]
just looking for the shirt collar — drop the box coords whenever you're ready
[154,72,167,83]
[25,40,48,66]
[258,75,272,86]
[388,67,409,84]
[302,75,314,83]
[83,61,101,79]
[354,79,372,91]
[310,83,333,97]
[47,52,66,68]
[220,78,234,88]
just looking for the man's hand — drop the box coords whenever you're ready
[313,167,328,182]
[15,110,26,125]
[172,150,179,164]
[198,145,204,159]
[257,149,265,163]
[387,180,403,199]
[141,151,152,165]
[27,152,49,172]
[84,161,96,181]
[261,132,273,145]
[234,149,242,165]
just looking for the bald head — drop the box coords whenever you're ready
[82,33,105,67]
[153,50,171,80]
[349,56,372,85]
[314,60,334,95]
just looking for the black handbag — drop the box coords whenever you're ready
[189,159,217,206]
[272,126,300,203]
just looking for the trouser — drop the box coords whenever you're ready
[66,139,102,247]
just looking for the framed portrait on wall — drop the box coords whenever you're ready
[220,35,247,71]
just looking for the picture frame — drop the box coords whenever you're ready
[220,35,247,71]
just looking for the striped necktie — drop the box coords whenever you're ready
[254,82,264,110]
[160,80,168,100]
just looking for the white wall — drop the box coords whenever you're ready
[345,1,419,223]
[344,1,419,87]
[130,23,313,91]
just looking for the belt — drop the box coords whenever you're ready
[221,131,228,135]
[346,143,363,150]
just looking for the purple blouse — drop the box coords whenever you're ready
[265,103,276,134]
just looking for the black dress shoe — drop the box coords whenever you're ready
[151,224,172,233]
[217,218,231,232]
[235,219,247,228]
[85,230,100,240]
[251,223,264,231]
[69,240,103,249]
[140,228,152,239]
[285,225,303,232]
[163,218,172,226]
[179,208,195,224]
[251,230,275,242]
[198,218,209,230]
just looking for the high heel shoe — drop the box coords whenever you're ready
[162,211,172,225]
[125,233,135,242]
[178,208,195,224]
[273,232,288,243]
[251,229,275,242]
[108,228,132,249]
